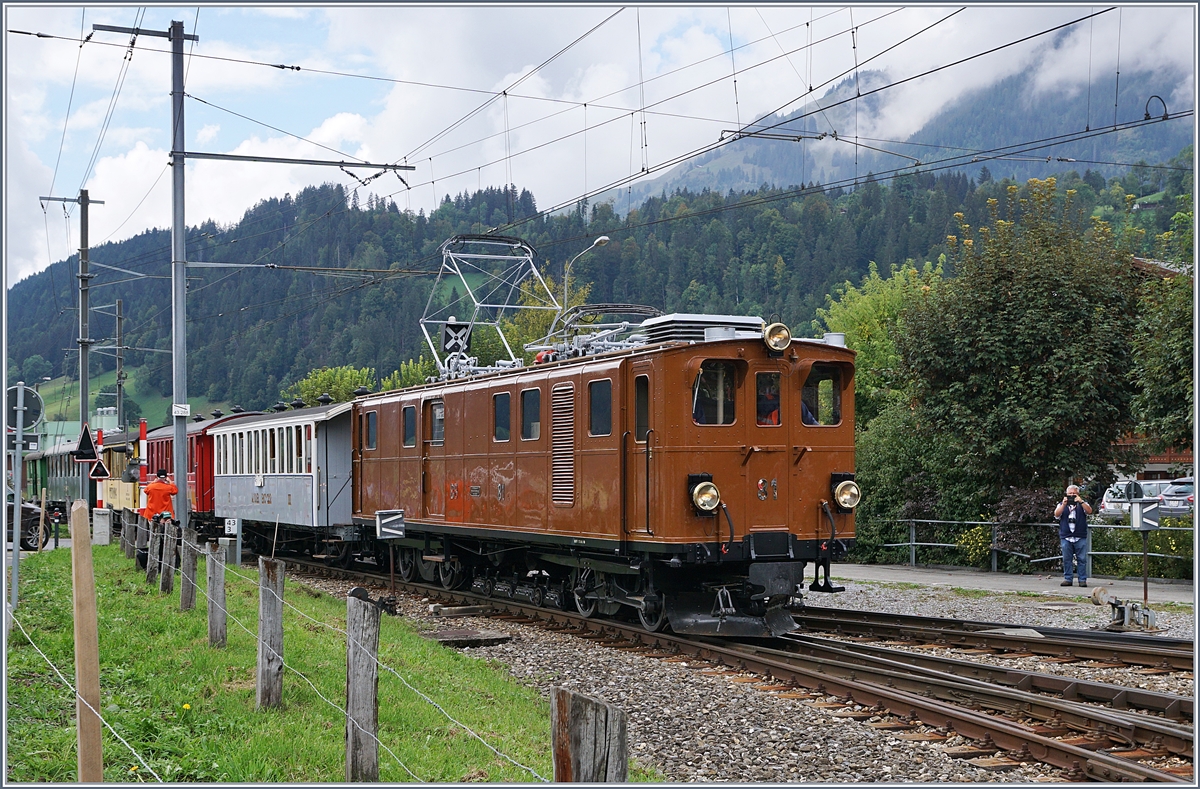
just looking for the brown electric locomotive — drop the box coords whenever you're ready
[351,312,859,636]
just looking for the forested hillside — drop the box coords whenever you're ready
[7,144,1190,415]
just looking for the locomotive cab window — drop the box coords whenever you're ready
[756,372,781,426]
[402,406,416,447]
[801,364,842,426]
[521,389,541,440]
[362,411,377,450]
[589,379,612,436]
[493,393,511,441]
[428,401,445,444]
[692,360,737,425]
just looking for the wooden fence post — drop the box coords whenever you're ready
[38,489,48,553]
[123,511,135,559]
[69,501,104,781]
[207,542,227,648]
[158,521,176,594]
[256,557,285,710]
[145,518,162,584]
[551,686,627,782]
[346,595,380,781]
[180,527,198,611]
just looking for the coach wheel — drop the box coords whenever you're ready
[395,547,417,582]
[438,557,467,590]
[374,544,394,573]
[529,586,545,608]
[573,568,599,618]
[324,540,353,569]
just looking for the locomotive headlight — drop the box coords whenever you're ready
[763,322,791,352]
[691,481,721,512]
[834,480,862,509]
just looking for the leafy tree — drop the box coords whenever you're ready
[20,355,53,383]
[1132,268,1193,454]
[897,178,1142,507]
[382,355,438,390]
[281,365,376,404]
[813,259,943,424]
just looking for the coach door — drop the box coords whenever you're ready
[626,365,653,536]
[422,399,446,518]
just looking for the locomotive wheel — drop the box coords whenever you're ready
[529,586,545,607]
[479,576,496,597]
[573,568,598,617]
[638,596,669,632]
[438,557,467,590]
[374,544,394,572]
[397,548,417,582]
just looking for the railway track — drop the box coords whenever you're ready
[793,609,1194,671]
[274,556,1193,782]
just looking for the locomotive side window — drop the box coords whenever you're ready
[430,401,446,444]
[589,379,612,436]
[635,375,649,441]
[801,364,842,426]
[521,389,540,440]
[402,406,416,447]
[493,393,511,441]
[363,411,377,450]
[692,361,736,425]
[756,372,782,426]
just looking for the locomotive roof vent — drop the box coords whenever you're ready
[641,313,765,344]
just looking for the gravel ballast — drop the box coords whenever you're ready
[288,569,1194,783]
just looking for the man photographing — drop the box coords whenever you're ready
[1054,484,1092,587]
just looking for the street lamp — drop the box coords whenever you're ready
[562,235,609,313]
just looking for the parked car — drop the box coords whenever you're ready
[5,488,49,550]
[1098,480,1174,522]
[1157,477,1194,518]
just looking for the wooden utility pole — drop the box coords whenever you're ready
[551,687,627,782]
[207,542,227,647]
[256,557,285,709]
[70,500,103,780]
[346,594,380,781]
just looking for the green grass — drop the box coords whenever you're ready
[6,546,660,782]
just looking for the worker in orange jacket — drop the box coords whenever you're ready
[138,469,178,571]
[141,469,178,521]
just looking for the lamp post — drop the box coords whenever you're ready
[562,235,609,313]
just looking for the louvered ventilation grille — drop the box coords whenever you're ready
[551,384,575,507]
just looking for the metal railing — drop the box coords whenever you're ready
[881,519,1193,578]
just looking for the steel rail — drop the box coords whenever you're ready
[803,605,1195,652]
[277,557,1191,782]
[794,612,1194,670]
[781,632,1194,723]
[753,634,1195,759]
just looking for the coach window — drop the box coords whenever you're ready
[635,375,649,441]
[493,393,511,441]
[521,389,540,440]
[286,428,294,473]
[237,433,244,474]
[295,426,303,471]
[269,429,277,473]
[403,405,416,447]
[305,425,312,473]
[589,379,612,436]
[692,361,736,425]
[801,364,842,426]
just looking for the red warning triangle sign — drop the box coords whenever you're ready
[89,458,111,480]
[72,424,99,462]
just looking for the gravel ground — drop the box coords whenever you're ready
[283,569,1194,782]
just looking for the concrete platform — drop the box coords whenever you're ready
[830,562,1195,606]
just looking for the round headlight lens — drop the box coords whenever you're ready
[834,480,861,509]
[764,322,791,351]
[692,481,721,512]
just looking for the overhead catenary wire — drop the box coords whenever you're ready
[7,604,165,782]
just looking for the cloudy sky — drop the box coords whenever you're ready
[3,4,1195,284]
